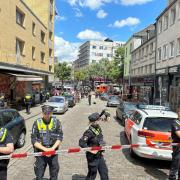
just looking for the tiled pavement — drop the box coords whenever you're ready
[7,97,171,180]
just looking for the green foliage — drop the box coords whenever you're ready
[74,69,88,81]
[54,62,71,85]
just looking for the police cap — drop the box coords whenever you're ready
[41,105,54,113]
[88,112,100,122]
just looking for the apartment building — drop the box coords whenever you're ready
[156,0,180,109]
[0,0,55,102]
[131,24,156,103]
[74,39,123,69]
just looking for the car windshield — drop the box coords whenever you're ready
[65,96,73,100]
[109,96,119,101]
[124,103,137,111]
[49,97,64,103]
[143,117,177,132]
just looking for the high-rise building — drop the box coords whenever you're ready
[74,39,124,69]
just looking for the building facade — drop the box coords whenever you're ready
[131,24,156,104]
[156,0,180,109]
[74,39,123,69]
[0,0,55,103]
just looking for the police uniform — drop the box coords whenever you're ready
[31,105,63,180]
[24,93,32,114]
[169,119,180,180]
[79,113,109,180]
[0,128,13,180]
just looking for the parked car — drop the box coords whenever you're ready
[64,95,76,107]
[100,93,109,101]
[46,96,68,114]
[107,95,122,107]
[0,108,26,148]
[124,105,178,160]
[116,102,138,126]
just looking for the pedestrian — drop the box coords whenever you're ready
[79,112,109,180]
[99,109,111,122]
[169,109,180,180]
[0,126,14,180]
[88,91,92,106]
[31,105,63,180]
[24,93,32,114]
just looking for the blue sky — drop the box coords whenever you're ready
[54,0,167,62]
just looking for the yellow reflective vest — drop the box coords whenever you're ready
[0,128,7,143]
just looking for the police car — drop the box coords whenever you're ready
[124,105,178,160]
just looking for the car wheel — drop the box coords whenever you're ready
[16,131,26,148]
[129,138,137,158]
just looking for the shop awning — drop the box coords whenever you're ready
[8,73,43,82]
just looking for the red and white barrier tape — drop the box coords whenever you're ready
[0,143,177,160]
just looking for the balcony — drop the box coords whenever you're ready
[49,39,53,48]
[49,22,53,31]
[50,3,53,15]
[49,57,54,65]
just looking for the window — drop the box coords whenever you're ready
[146,45,149,56]
[49,49,52,57]
[99,46,103,50]
[177,38,180,55]
[41,31,45,43]
[163,44,168,60]
[142,48,144,57]
[170,8,176,25]
[2,111,13,125]
[92,45,96,49]
[104,46,107,50]
[16,8,25,26]
[107,54,112,57]
[158,20,162,33]
[16,38,25,56]
[49,32,53,40]
[158,47,162,61]
[32,47,35,60]
[50,15,53,22]
[150,43,153,54]
[32,22,36,35]
[170,41,175,57]
[164,15,168,30]
[49,65,52,72]
[41,52,45,63]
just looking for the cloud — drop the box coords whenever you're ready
[97,9,108,19]
[119,0,153,6]
[67,0,153,9]
[110,17,140,28]
[77,29,106,40]
[67,0,111,10]
[54,36,81,62]
[74,8,83,17]
[55,15,67,21]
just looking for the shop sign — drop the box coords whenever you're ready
[169,67,178,73]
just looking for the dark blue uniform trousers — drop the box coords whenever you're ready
[34,155,59,180]
[169,147,180,180]
[0,160,9,180]
[86,153,109,180]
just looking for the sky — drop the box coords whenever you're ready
[54,0,167,62]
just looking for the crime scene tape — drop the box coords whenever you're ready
[0,142,177,160]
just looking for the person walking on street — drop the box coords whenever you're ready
[31,105,63,180]
[169,110,180,180]
[79,112,109,180]
[88,91,92,106]
[24,93,32,114]
[0,127,14,180]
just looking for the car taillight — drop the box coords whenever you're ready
[138,130,155,138]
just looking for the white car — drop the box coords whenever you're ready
[46,96,68,114]
[124,105,178,160]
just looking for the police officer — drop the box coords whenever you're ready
[24,93,32,114]
[79,112,109,180]
[0,127,14,180]
[169,111,180,180]
[31,105,63,180]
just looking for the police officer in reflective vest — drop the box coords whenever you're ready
[0,127,14,180]
[31,105,63,180]
[169,112,180,180]
[79,112,109,180]
[24,93,32,114]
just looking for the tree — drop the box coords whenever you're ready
[54,62,71,86]
[74,69,87,81]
